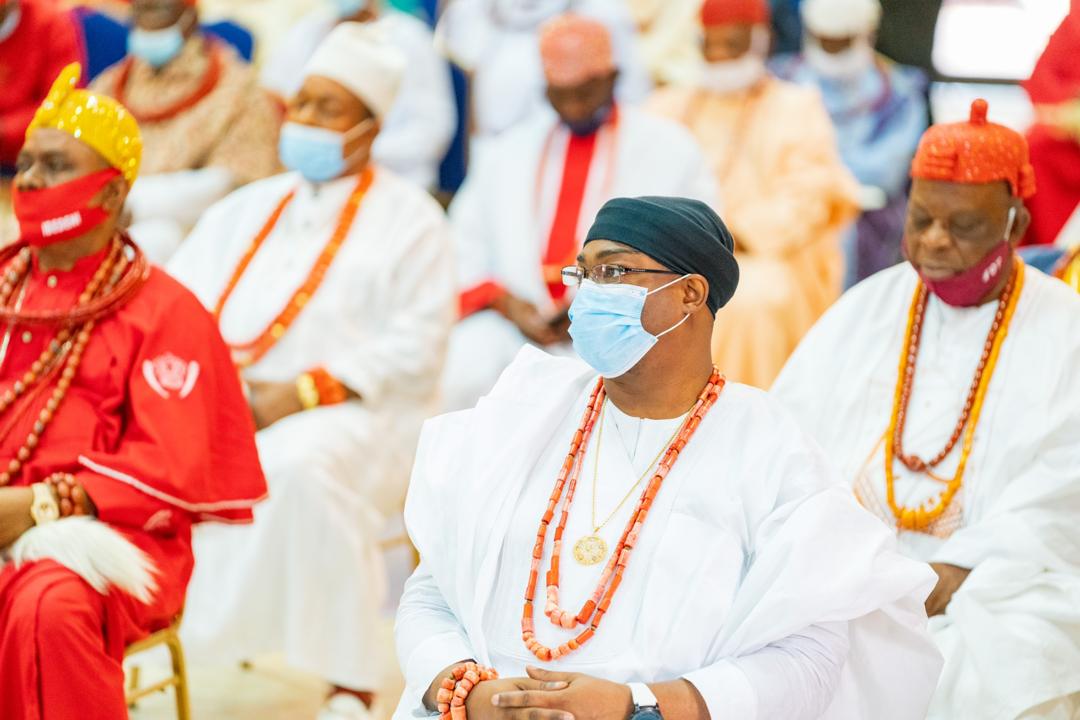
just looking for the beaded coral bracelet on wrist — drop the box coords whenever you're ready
[436,662,499,720]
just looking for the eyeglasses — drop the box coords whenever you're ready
[561,264,680,287]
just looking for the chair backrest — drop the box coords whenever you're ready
[202,20,254,62]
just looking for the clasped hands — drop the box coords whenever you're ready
[458,667,633,720]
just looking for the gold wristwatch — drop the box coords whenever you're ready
[296,372,320,411]
[30,483,60,526]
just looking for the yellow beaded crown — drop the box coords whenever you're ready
[26,63,142,185]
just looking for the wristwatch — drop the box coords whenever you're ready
[627,683,662,720]
[30,483,60,526]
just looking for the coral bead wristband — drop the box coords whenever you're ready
[435,662,499,720]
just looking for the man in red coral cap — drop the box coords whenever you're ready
[774,99,1080,718]
[648,0,860,390]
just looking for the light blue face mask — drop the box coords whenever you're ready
[278,119,373,183]
[128,15,189,69]
[330,0,368,18]
[568,276,691,378]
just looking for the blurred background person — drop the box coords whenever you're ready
[262,0,455,191]
[1021,0,1080,248]
[649,0,859,388]
[0,0,82,245]
[626,0,702,86]
[772,0,928,286]
[441,14,715,410]
[434,0,651,137]
[90,0,280,263]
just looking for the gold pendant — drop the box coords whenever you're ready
[573,534,608,566]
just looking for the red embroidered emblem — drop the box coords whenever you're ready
[142,353,200,399]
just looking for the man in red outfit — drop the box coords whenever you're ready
[1022,0,1080,246]
[0,63,266,719]
[0,0,83,170]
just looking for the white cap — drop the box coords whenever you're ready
[303,20,406,119]
[800,0,882,38]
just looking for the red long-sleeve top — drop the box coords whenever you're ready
[0,245,267,618]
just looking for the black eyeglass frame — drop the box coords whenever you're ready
[561,264,680,287]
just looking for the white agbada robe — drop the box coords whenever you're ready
[772,263,1080,719]
[435,0,652,137]
[261,9,457,190]
[167,167,456,689]
[395,347,942,720]
[442,106,718,410]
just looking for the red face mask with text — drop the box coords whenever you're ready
[12,168,120,248]
[906,206,1017,308]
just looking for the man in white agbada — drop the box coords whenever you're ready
[168,23,455,720]
[435,0,651,137]
[773,100,1080,719]
[395,196,942,720]
[442,14,716,410]
[261,0,456,190]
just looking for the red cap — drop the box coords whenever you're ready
[910,99,1036,199]
[701,0,771,26]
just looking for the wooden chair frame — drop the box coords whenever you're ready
[125,617,191,720]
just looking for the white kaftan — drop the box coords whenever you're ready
[261,10,456,190]
[167,167,456,689]
[396,346,943,720]
[435,0,652,137]
[772,263,1080,719]
[442,106,717,410]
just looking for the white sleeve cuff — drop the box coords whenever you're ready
[403,629,475,702]
[683,659,758,720]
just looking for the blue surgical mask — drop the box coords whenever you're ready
[128,16,188,69]
[568,276,690,378]
[278,119,373,183]
[330,0,368,18]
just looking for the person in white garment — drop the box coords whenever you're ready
[168,23,456,720]
[772,100,1080,719]
[441,14,716,410]
[395,196,942,720]
[435,0,651,137]
[261,0,456,190]
[770,0,928,287]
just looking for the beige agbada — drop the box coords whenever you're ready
[649,78,859,387]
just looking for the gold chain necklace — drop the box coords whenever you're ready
[573,400,685,566]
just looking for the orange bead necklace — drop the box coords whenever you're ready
[213,168,375,368]
[521,369,725,661]
[884,258,1024,531]
[113,39,224,124]
[0,236,146,486]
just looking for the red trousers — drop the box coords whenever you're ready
[0,560,166,720]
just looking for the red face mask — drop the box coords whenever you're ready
[12,168,120,248]
[907,206,1017,308]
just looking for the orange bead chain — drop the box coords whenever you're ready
[521,369,725,661]
[213,168,375,368]
[0,237,144,486]
[884,258,1024,531]
[435,662,499,720]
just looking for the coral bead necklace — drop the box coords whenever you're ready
[0,236,148,486]
[884,258,1024,532]
[521,369,725,661]
[213,167,374,368]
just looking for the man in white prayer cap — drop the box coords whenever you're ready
[169,21,457,720]
[772,0,928,285]
[261,0,456,191]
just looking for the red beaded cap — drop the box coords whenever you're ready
[700,0,771,26]
[910,98,1036,199]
